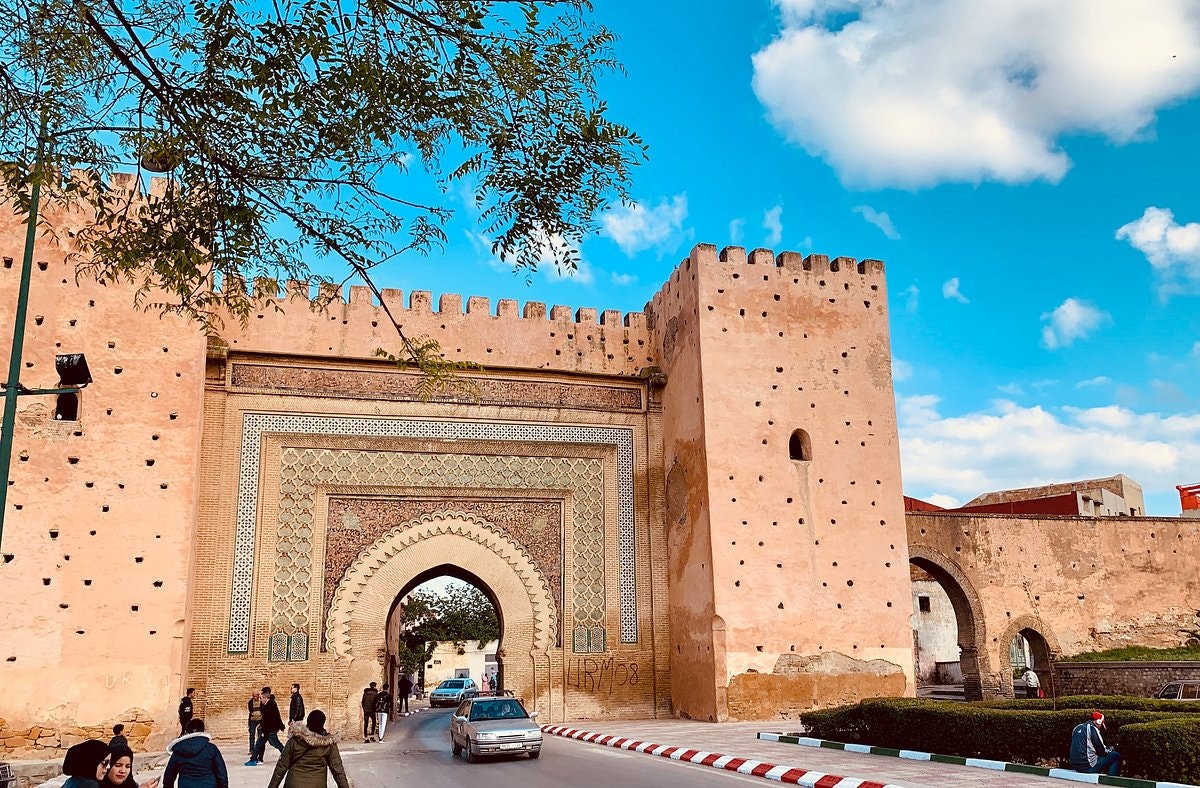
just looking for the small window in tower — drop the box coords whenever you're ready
[55,392,80,421]
[788,429,812,462]
[918,595,931,613]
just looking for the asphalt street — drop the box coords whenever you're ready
[338,708,771,788]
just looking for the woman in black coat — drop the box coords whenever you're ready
[62,740,111,788]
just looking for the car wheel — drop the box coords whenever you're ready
[529,750,540,760]
[465,741,479,763]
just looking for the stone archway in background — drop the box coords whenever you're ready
[996,614,1062,699]
[908,545,994,701]
[326,512,557,727]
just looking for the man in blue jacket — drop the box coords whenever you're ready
[1069,712,1121,776]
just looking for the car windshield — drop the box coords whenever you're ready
[439,680,465,689]
[468,699,528,722]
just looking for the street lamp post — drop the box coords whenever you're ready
[0,129,91,552]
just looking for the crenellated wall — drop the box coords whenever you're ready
[648,244,914,721]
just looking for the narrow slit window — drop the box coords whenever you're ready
[788,429,812,462]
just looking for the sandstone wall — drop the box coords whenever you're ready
[649,245,915,721]
[1054,661,1200,697]
[0,199,207,756]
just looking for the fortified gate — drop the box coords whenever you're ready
[0,195,915,751]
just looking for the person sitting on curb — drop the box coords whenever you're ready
[1069,711,1121,776]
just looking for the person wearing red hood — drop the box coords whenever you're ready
[163,719,229,788]
[1069,711,1121,776]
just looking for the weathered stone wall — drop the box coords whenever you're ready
[648,245,915,721]
[1054,661,1200,698]
[0,195,206,755]
[908,512,1200,699]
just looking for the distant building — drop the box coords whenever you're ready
[906,474,1145,517]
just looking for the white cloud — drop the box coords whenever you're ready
[764,205,784,246]
[1040,297,1110,349]
[752,1,1200,187]
[601,194,690,257]
[924,493,963,509]
[853,205,900,239]
[729,218,746,245]
[1116,206,1200,298]
[898,394,1200,514]
[997,382,1024,396]
[900,284,919,313]
[942,277,969,304]
[892,357,913,382]
[610,272,637,287]
[1076,376,1113,389]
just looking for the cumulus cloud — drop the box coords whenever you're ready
[1116,206,1200,298]
[601,194,690,257]
[942,277,969,304]
[898,395,1200,513]
[752,1,1200,187]
[900,284,919,313]
[1040,298,1110,349]
[729,218,746,245]
[892,357,914,382]
[1076,376,1113,389]
[853,205,901,239]
[610,272,637,287]
[469,228,593,284]
[764,205,784,246]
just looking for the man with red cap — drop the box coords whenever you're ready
[1069,711,1121,775]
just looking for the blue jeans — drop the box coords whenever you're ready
[1077,750,1121,776]
[248,722,259,753]
[252,729,283,761]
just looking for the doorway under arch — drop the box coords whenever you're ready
[326,511,558,728]
[908,546,994,701]
[997,615,1061,699]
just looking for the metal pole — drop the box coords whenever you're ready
[0,125,47,551]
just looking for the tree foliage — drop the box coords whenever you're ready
[0,0,643,372]
[395,583,499,672]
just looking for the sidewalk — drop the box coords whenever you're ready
[543,719,1067,788]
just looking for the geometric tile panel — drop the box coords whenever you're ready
[230,414,637,653]
[268,631,288,662]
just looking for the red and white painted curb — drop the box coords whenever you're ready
[540,725,906,788]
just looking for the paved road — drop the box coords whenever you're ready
[337,708,770,788]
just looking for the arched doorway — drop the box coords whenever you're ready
[997,616,1061,699]
[908,546,993,701]
[326,512,557,729]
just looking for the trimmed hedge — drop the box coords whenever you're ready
[979,694,1200,713]
[801,697,1200,782]
[1057,645,1200,662]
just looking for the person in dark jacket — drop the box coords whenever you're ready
[247,686,287,765]
[1069,711,1121,776]
[360,682,378,742]
[178,688,195,735]
[104,744,160,788]
[163,719,228,788]
[396,673,413,715]
[108,725,128,750]
[373,684,393,742]
[289,683,306,724]
[62,739,111,788]
[267,711,350,788]
[247,690,263,755]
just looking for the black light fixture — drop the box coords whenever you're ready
[55,353,92,387]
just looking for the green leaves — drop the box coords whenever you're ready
[0,0,643,366]
[394,583,501,671]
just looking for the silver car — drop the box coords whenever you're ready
[450,697,542,761]
[429,677,478,707]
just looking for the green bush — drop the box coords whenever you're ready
[1121,717,1200,783]
[1058,645,1200,662]
[800,698,1198,773]
[980,694,1200,713]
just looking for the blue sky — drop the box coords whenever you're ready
[380,1,1200,516]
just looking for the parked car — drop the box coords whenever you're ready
[0,761,15,788]
[1155,681,1200,700]
[429,677,478,707]
[449,697,542,762]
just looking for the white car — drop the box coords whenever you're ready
[450,697,542,761]
[429,677,478,707]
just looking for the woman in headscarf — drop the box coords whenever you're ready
[104,744,161,788]
[267,710,350,788]
[62,740,111,788]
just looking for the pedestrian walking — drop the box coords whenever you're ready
[361,682,379,742]
[480,672,490,695]
[1069,711,1121,776]
[1022,666,1041,699]
[266,711,350,788]
[178,688,195,735]
[374,684,393,741]
[104,744,160,788]
[396,673,413,715]
[289,683,306,724]
[62,740,111,788]
[246,687,286,766]
[163,720,228,788]
[247,690,262,756]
